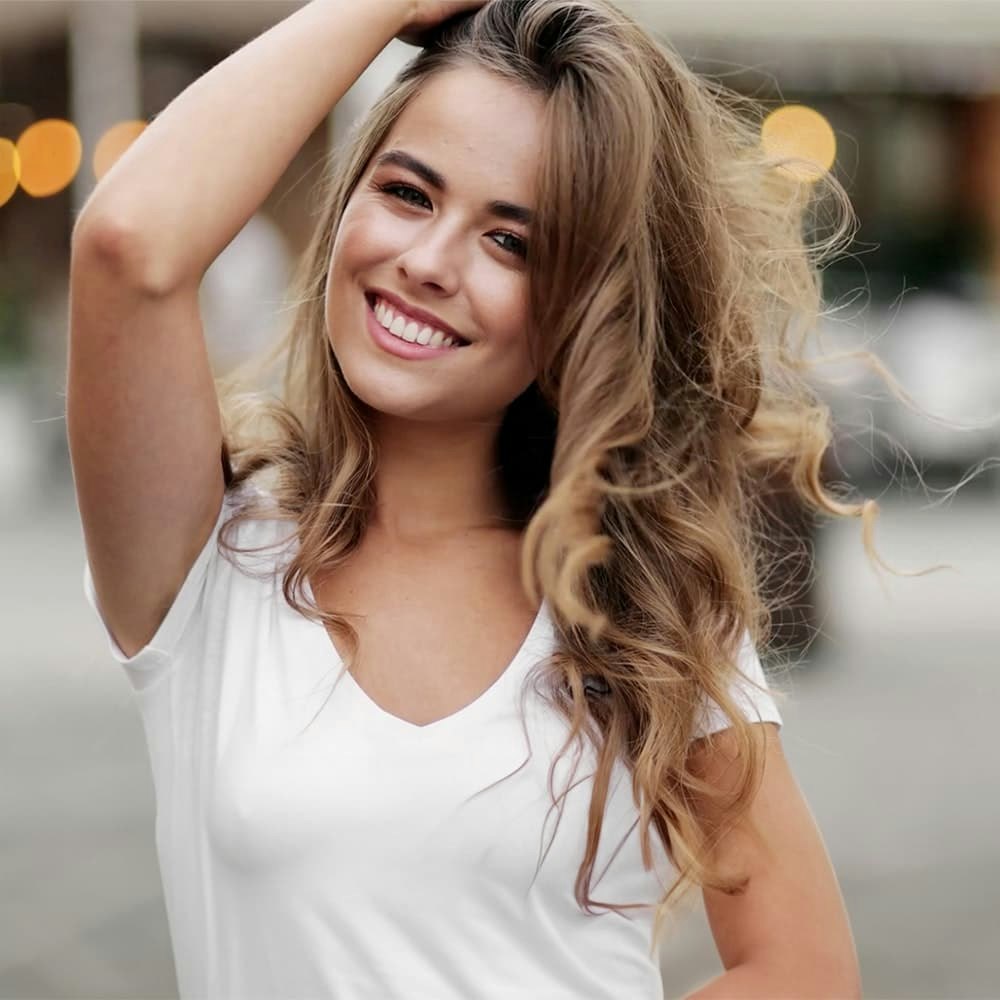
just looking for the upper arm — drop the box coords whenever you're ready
[688,723,861,996]
[67,217,226,660]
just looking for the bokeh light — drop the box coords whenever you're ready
[93,120,147,182]
[761,104,837,182]
[16,118,82,197]
[0,139,21,207]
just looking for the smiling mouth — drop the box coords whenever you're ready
[364,292,471,347]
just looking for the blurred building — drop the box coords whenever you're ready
[3,0,1000,358]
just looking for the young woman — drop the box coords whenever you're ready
[68,0,864,996]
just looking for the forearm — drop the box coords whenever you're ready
[682,961,860,1000]
[75,0,411,293]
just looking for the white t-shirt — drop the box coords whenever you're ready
[83,483,782,1000]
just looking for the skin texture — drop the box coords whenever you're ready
[324,65,544,545]
[685,724,862,997]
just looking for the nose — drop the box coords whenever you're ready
[393,222,462,294]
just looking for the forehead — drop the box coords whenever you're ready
[377,67,544,202]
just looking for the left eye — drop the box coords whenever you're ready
[378,182,527,259]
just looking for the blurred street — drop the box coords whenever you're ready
[1,472,998,999]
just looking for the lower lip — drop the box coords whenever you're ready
[365,297,467,360]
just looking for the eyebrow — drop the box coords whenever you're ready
[373,149,534,227]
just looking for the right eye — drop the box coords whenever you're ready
[378,182,430,208]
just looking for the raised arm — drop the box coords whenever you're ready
[68,0,415,659]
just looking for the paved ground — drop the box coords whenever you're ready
[2,470,999,999]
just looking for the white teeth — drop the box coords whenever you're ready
[374,296,461,349]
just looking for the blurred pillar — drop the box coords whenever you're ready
[67,0,141,219]
[36,2,142,488]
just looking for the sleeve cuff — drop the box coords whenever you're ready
[691,631,784,740]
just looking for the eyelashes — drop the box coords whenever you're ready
[376,181,527,259]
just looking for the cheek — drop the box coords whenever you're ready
[324,215,371,322]
[494,325,537,388]
[477,283,533,371]
[339,203,399,262]
[490,292,531,352]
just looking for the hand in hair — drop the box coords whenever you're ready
[395,0,492,47]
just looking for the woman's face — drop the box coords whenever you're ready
[325,66,544,426]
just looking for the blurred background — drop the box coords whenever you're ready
[1,0,999,997]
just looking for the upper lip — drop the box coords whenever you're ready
[367,287,470,343]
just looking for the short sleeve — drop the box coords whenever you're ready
[690,631,783,740]
[82,494,231,680]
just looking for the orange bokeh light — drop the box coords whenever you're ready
[761,105,837,183]
[16,118,82,197]
[0,139,21,207]
[93,120,148,181]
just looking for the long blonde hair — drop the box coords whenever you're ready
[213,0,931,951]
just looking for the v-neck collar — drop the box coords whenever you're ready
[300,582,552,740]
